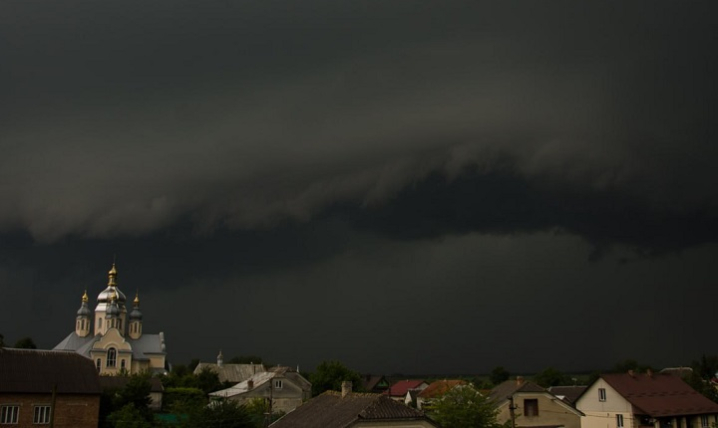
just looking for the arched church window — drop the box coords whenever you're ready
[107,348,117,367]
[98,318,102,329]
[118,319,122,330]
[96,359,101,371]
[121,359,126,370]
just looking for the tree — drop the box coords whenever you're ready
[428,384,502,428]
[611,359,654,373]
[13,337,37,349]
[490,366,510,385]
[181,399,252,428]
[196,366,224,394]
[106,403,153,428]
[533,367,569,387]
[309,360,363,396]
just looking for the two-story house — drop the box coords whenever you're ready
[575,371,718,428]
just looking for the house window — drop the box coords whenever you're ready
[599,388,607,402]
[107,348,117,367]
[274,380,283,389]
[524,399,539,417]
[1,405,19,424]
[701,416,709,428]
[617,414,624,428]
[33,406,51,424]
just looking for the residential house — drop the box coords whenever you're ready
[210,366,311,414]
[575,371,718,428]
[98,375,165,411]
[0,348,101,428]
[417,379,467,410]
[490,377,583,428]
[270,382,440,428]
[362,375,391,394]
[193,350,266,383]
[385,380,429,403]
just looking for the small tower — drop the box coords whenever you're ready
[128,291,143,339]
[217,350,224,368]
[105,293,120,332]
[75,290,92,337]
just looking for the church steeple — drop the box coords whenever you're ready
[75,290,91,337]
[128,291,143,339]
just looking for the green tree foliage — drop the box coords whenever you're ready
[228,355,263,364]
[181,399,253,428]
[428,383,502,428]
[533,367,569,388]
[13,337,37,349]
[164,387,207,412]
[692,355,718,380]
[309,360,364,396]
[490,366,510,386]
[99,373,154,428]
[196,366,225,394]
[106,403,154,428]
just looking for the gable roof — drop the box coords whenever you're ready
[194,362,265,383]
[490,379,547,403]
[548,385,588,405]
[419,379,467,398]
[53,331,166,365]
[386,379,426,397]
[270,391,439,428]
[0,348,101,394]
[597,373,718,417]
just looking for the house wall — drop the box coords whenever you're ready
[225,379,306,414]
[496,392,582,428]
[576,379,637,428]
[0,393,100,428]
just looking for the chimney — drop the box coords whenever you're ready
[342,381,353,398]
[516,376,524,386]
[247,380,254,390]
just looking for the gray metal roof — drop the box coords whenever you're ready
[194,362,266,383]
[53,331,166,361]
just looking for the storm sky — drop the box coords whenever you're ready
[1,1,717,375]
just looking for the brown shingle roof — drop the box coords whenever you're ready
[270,391,438,428]
[601,373,718,417]
[490,379,546,403]
[0,348,101,394]
[548,385,588,405]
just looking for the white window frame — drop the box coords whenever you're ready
[274,380,283,389]
[701,416,709,428]
[617,414,624,428]
[1,405,19,424]
[598,388,607,402]
[33,406,51,425]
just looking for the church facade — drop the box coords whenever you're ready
[54,264,168,375]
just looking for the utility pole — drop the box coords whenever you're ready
[49,384,57,428]
[508,395,517,428]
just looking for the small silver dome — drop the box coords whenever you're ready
[129,307,143,320]
[76,302,92,317]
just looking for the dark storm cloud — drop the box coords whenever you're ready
[1,1,716,249]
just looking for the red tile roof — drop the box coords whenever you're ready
[418,380,467,398]
[601,373,718,417]
[386,379,426,397]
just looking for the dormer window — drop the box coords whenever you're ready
[274,380,283,389]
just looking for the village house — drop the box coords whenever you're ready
[385,379,429,404]
[269,381,440,428]
[490,377,584,428]
[210,366,311,414]
[0,348,101,428]
[576,371,718,428]
[416,379,467,410]
[193,350,266,383]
